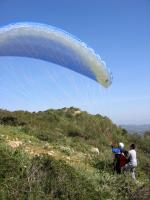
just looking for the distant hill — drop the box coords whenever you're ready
[120,124,150,134]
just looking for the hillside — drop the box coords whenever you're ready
[0,107,150,200]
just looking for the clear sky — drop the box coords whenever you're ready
[0,0,150,125]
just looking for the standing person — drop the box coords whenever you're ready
[120,150,129,170]
[111,142,125,174]
[124,144,137,180]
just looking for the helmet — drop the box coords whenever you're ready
[119,142,124,149]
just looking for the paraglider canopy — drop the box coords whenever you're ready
[0,22,112,87]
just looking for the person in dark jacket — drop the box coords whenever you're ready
[120,150,129,169]
[111,142,125,174]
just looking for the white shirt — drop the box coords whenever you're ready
[128,149,137,167]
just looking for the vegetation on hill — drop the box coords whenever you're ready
[0,108,149,200]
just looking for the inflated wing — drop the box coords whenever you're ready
[0,22,112,87]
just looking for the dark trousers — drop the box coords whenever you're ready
[114,155,121,174]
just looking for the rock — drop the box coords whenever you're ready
[91,147,99,155]
[8,140,22,148]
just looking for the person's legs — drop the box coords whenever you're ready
[114,155,121,174]
[124,164,136,180]
[113,157,118,173]
[116,159,121,174]
[131,167,136,180]
[124,163,131,171]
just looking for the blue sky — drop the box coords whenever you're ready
[0,0,150,124]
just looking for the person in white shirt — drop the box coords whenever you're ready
[124,144,137,180]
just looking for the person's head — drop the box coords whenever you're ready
[119,142,124,149]
[130,143,136,149]
[124,150,128,157]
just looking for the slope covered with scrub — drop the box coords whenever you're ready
[0,108,149,200]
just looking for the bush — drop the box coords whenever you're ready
[25,156,101,200]
[0,116,25,126]
[90,158,112,172]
